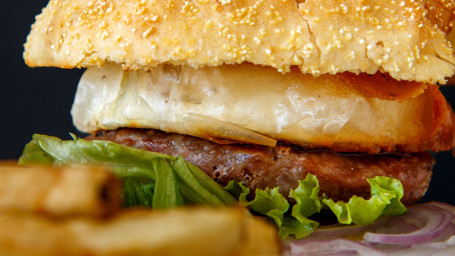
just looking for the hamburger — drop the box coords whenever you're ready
[20,0,455,249]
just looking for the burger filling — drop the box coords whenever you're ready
[88,128,433,205]
[19,63,455,238]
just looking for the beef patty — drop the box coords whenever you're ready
[88,128,434,205]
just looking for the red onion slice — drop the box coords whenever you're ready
[290,238,388,256]
[308,223,376,239]
[430,202,455,214]
[364,203,454,244]
[411,224,455,250]
[285,202,455,256]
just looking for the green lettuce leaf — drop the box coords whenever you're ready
[224,178,320,239]
[322,176,407,225]
[248,187,290,231]
[123,177,155,207]
[280,216,319,239]
[289,174,322,222]
[19,134,236,207]
[151,158,184,208]
[224,180,249,206]
[224,174,406,238]
[288,174,322,237]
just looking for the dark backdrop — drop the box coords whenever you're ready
[2,0,455,204]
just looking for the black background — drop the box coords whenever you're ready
[2,0,455,204]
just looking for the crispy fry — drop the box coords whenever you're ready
[234,212,281,256]
[0,164,280,255]
[0,207,280,256]
[0,165,120,217]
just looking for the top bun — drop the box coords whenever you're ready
[24,0,455,84]
[448,29,455,85]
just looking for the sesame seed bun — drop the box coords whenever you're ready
[447,29,455,85]
[24,0,455,84]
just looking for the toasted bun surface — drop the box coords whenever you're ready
[71,64,455,153]
[24,0,455,83]
[448,29,455,85]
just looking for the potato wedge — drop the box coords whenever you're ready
[0,165,120,217]
[0,207,280,256]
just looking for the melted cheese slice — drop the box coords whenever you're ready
[71,63,454,153]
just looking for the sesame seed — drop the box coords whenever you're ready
[326,43,333,51]
[101,31,109,39]
[303,43,314,52]
[291,55,301,65]
[340,4,348,13]
[143,28,154,38]
[219,0,231,4]
[348,50,356,59]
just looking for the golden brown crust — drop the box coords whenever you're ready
[24,0,455,83]
[423,0,455,34]
[0,165,120,218]
[448,28,455,84]
[329,85,455,153]
[336,72,428,102]
[0,207,280,256]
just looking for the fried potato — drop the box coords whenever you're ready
[0,165,120,217]
[0,207,280,256]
